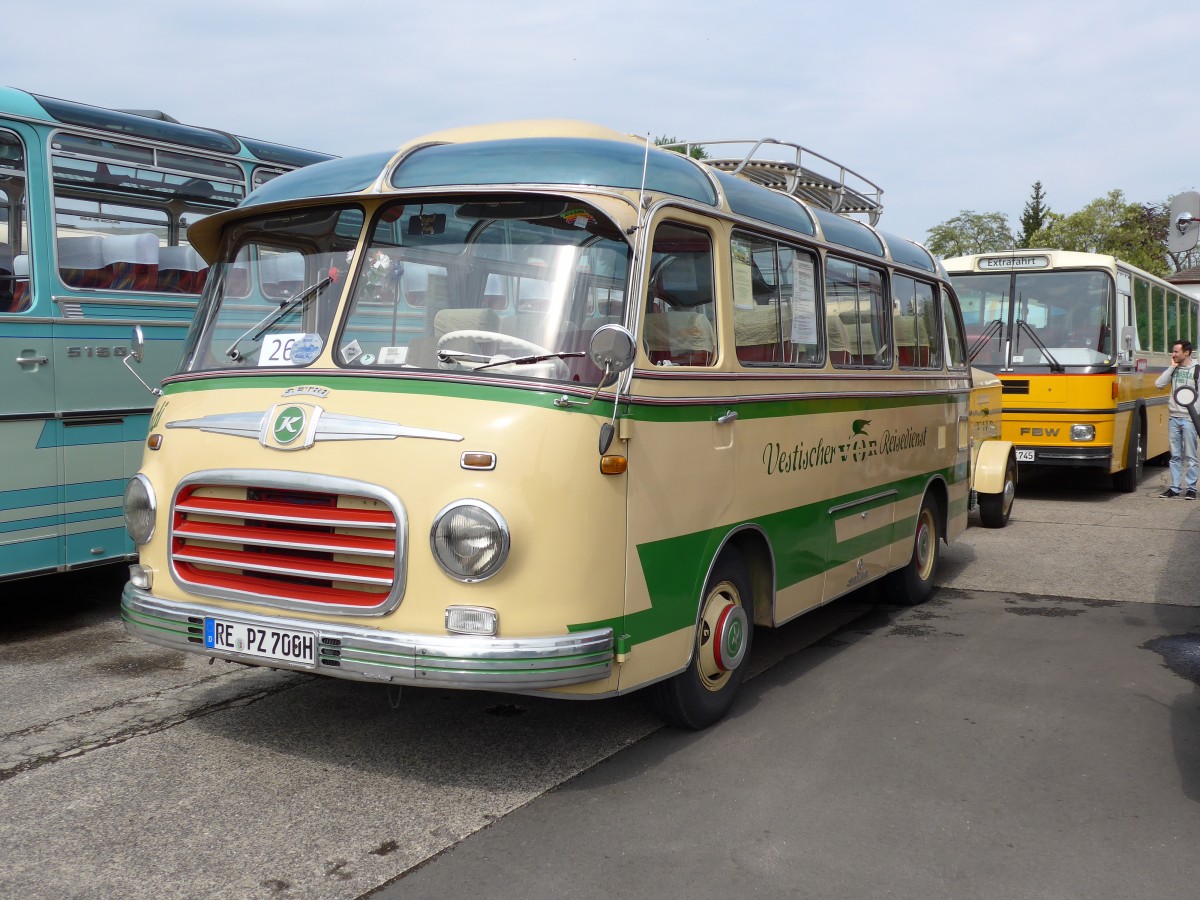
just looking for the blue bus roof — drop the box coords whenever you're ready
[0,86,333,164]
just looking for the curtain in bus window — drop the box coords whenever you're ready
[645,222,716,367]
[826,257,886,366]
[732,233,783,364]
[893,274,942,369]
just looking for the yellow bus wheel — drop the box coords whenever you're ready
[1112,415,1144,493]
[886,492,941,605]
[648,551,753,730]
[979,453,1016,528]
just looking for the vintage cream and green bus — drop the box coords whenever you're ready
[944,250,1194,492]
[120,121,995,728]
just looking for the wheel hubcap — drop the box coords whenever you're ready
[914,509,935,580]
[696,582,747,691]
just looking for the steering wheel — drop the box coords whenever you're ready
[437,329,567,379]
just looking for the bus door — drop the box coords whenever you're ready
[51,318,146,568]
[0,122,61,575]
[625,220,737,641]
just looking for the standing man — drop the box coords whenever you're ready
[1155,339,1199,498]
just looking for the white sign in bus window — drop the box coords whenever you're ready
[731,239,755,309]
[259,332,307,366]
[790,257,819,344]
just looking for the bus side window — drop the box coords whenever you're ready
[894,274,942,369]
[644,222,716,366]
[827,256,887,367]
[942,286,967,369]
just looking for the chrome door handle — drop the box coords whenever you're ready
[717,410,738,425]
[16,355,49,365]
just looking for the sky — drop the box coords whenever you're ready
[7,0,1199,245]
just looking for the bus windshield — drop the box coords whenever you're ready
[182,196,632,385]
[952,270,1114,368]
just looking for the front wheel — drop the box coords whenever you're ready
[885,492,941,606]
[979,453,1016,528]
[648,551,754,730]
[1112,416,1145,493]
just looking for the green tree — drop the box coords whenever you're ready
[654,135,708,160]
[925,211,1016,258]
[1018,181,1050,248]
[1029,189,1169,277]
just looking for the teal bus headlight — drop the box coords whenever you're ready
[430,500,509,582]
[123,474,157,544]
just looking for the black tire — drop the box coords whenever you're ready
[979,453,1016,528]
[1112,415,1144,493]
[648,551,754,730]
[885,492,941,606]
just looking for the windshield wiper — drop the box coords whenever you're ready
[1014,319,1064,372]
[436,348,586,372]
[968,319,1003,362]
[473,350,585,372]
[225,275,334,361]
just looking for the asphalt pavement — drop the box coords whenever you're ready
[2,464,1198,899]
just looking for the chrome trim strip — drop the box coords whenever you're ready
[166,410,463,444]
[172,551,394,585]
[174,525,395,557]
[827,489,898,516]
[173,500,397,531]
[121,585,614,690]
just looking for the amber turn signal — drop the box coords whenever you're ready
[599,455,627,475]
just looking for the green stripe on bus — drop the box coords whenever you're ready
[571,465,965,645]
[162,374,967,423]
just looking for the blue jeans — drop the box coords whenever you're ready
[1168,415,1198,491]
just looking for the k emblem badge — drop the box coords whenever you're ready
[262,402,321,450]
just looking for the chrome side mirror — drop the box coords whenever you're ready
[129,324,146,364]
[123,325,163,396]
[588,323,636,378]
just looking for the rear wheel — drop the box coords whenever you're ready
[885,492,941,606]
[979,453,1016,528]
[648,551,753,730]
[1113,416,1144,493]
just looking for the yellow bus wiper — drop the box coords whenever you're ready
[225,275,334,361]
[968,318,1003,362]
[1014,319,1064,372]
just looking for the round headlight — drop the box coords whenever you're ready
[123,474,157,544]
[430,500,509,582]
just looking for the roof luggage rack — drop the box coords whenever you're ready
[660,138,884,226]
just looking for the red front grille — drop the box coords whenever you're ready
[171,484,399,608]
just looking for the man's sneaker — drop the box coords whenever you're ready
[1187,489,1197,500]
[1161,488,1181,498]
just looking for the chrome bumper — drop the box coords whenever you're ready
[121,583,614,691]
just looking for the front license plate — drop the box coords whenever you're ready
[204,617,316,666]
[1016,449,1035,462]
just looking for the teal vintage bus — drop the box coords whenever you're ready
[0,87,332,581]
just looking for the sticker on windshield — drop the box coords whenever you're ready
[290,333,324,365]
[260,333,307,366]
[378,346,409,365]
[341,340,363,364]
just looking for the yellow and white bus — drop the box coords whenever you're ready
[120,122,994,728]
[944,250,1195,492]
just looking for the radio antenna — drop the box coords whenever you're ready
[629,133,651,235]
